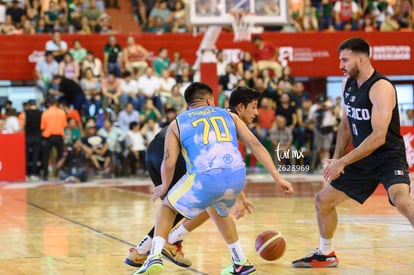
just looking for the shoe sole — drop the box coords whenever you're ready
[220,267,257,275]
[161,249,191,267]
[124,258,143,267]
[133,263,164,275]
[292,261,338,268]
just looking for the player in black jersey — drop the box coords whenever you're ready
[125,86,262,268]
[293,37,414,268]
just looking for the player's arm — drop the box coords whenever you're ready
[156,121,181,202]
[340,80,395,165]
[103,50,109,73]
[232,113,293,195]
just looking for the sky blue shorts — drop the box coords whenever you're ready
[167,167,246,219]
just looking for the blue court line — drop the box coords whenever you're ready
[25,200,209,275]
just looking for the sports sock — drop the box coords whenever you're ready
[150,236,166,256]
[228,240,246,264]
[319,237,333,255]
[136,235,152,255]
[168,224,189,244]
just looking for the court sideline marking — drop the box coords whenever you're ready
[21,199,208,275]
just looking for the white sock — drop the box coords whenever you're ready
[150,236,166,256]
[319,237,333,255]
[136,235,152,255]
[228,240,246,263]
[168,224,189,244]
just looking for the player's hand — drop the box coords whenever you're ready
[152,185,167,203]
[276,178,294,195]
[233,198,255,220]
[323,159,345,184]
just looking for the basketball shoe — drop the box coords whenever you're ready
[125,247,148,267]
[161,242,192,267]
[221,258,257,275]
[292,248,338,267]
[133,254,164,275]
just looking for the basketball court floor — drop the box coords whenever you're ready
[1,173,413,275]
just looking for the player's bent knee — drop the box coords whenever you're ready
[314,191,338,212]
[392,194,411,212]
[162,199,178,214]
[389,184,411,208]
[314,193,325,211]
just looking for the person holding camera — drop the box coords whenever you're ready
[309,94,336,172]
[57,139,88,183]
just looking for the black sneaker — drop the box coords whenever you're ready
[292,249,338,268]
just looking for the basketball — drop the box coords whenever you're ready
[255,230,286,261]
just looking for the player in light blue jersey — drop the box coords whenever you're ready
[135,82,294,275]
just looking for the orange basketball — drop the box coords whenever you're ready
[255,230,286,261]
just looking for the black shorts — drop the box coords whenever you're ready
[145,154,186,189]
[95,150,112,162]
[331,153,410,204]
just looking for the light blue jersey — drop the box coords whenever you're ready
[167,106,246,218]
[176,106,245,173]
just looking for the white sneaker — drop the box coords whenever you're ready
[30,175,40,181]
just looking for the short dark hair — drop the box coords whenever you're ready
[129,121,139,130]
[52,74,62,81]
[252,35,262,42]
[184,82,213,105]
[165,107,177,114]
[46,96,57,106]
[229,87,261,109]
[122,70,132,78]
[338,37,370,56]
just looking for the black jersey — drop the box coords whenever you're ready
[25,109,42,138]
[145,126,186,186]
[343,71,405,156]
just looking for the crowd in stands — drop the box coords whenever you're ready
[0,0,413,34]
[134,0,414,33]
[133,0,414,33]
[0,31,350,182]
[0,0,114,34]
[286,0,413,32]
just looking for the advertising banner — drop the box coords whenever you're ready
[401,126,414,172]
[0,133,25,182]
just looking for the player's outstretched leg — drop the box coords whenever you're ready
[388,184,414,228]
[205,208,256,275]
[292,184,346,268]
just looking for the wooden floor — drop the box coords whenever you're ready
[1,174,413,275]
